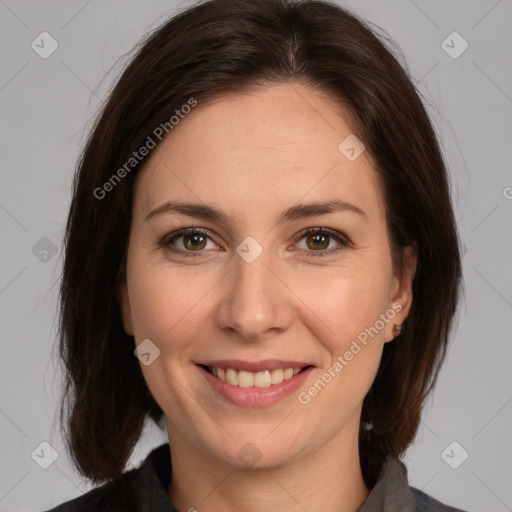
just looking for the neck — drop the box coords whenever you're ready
[167,419,369,512]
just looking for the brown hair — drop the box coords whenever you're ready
[59,0,462,488]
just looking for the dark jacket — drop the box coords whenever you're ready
[46,444,467,511]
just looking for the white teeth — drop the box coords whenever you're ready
[238,370,254,388]
[270,368,283,384]
[226,368,238,386]
[283,368,294,380]
[208,366,305,387]
[254,370,272,388]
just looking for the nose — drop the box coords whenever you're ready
[214,243,294,343]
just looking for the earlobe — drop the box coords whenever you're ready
[117,283,134,336]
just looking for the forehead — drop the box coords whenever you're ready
[133,83,386,225]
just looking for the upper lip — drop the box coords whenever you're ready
[197,359,313,373]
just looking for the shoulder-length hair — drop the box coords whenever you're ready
[59,0,462,488]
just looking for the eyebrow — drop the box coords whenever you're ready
[145,199,367,224]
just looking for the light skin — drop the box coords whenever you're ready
[119,82,417,512]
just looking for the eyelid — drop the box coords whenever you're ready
[159,226,351,258]
[159,227,220,258]
[160,227,214,246]
[291,227,350,257]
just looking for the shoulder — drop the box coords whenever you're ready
[410,487,467,512]
[44,469,141,512]
[357,457,469,512]
[43,444,173,512]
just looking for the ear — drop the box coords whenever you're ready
[117,282,134,336]
[386,244,417,342]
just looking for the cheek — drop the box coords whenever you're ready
[126,260,214,343]
[301,263,393,344]
[295,265,393,407]
[126,262,213,418]
[300,275,390,410]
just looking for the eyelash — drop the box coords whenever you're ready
[159,227,350,258]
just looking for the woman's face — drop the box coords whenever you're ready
[119,83,415,469]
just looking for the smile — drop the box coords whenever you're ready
[197,360,314,407]
[206,366,304,387]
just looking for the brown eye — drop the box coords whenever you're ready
[182,233,207,251]
[162,228,217,257]
[305,232,330,251]
[294,227,349,257]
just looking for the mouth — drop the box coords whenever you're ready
[196,360,314,407]
[200,364,312,388]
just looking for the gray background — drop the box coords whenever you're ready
[1,0,511,510]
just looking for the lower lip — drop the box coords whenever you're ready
[197,365,313,407]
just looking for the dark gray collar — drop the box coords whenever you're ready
[356,457,465,511]
[356,458,416,512]
[46,445,465,511]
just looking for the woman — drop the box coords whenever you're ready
[50,0,464,510]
